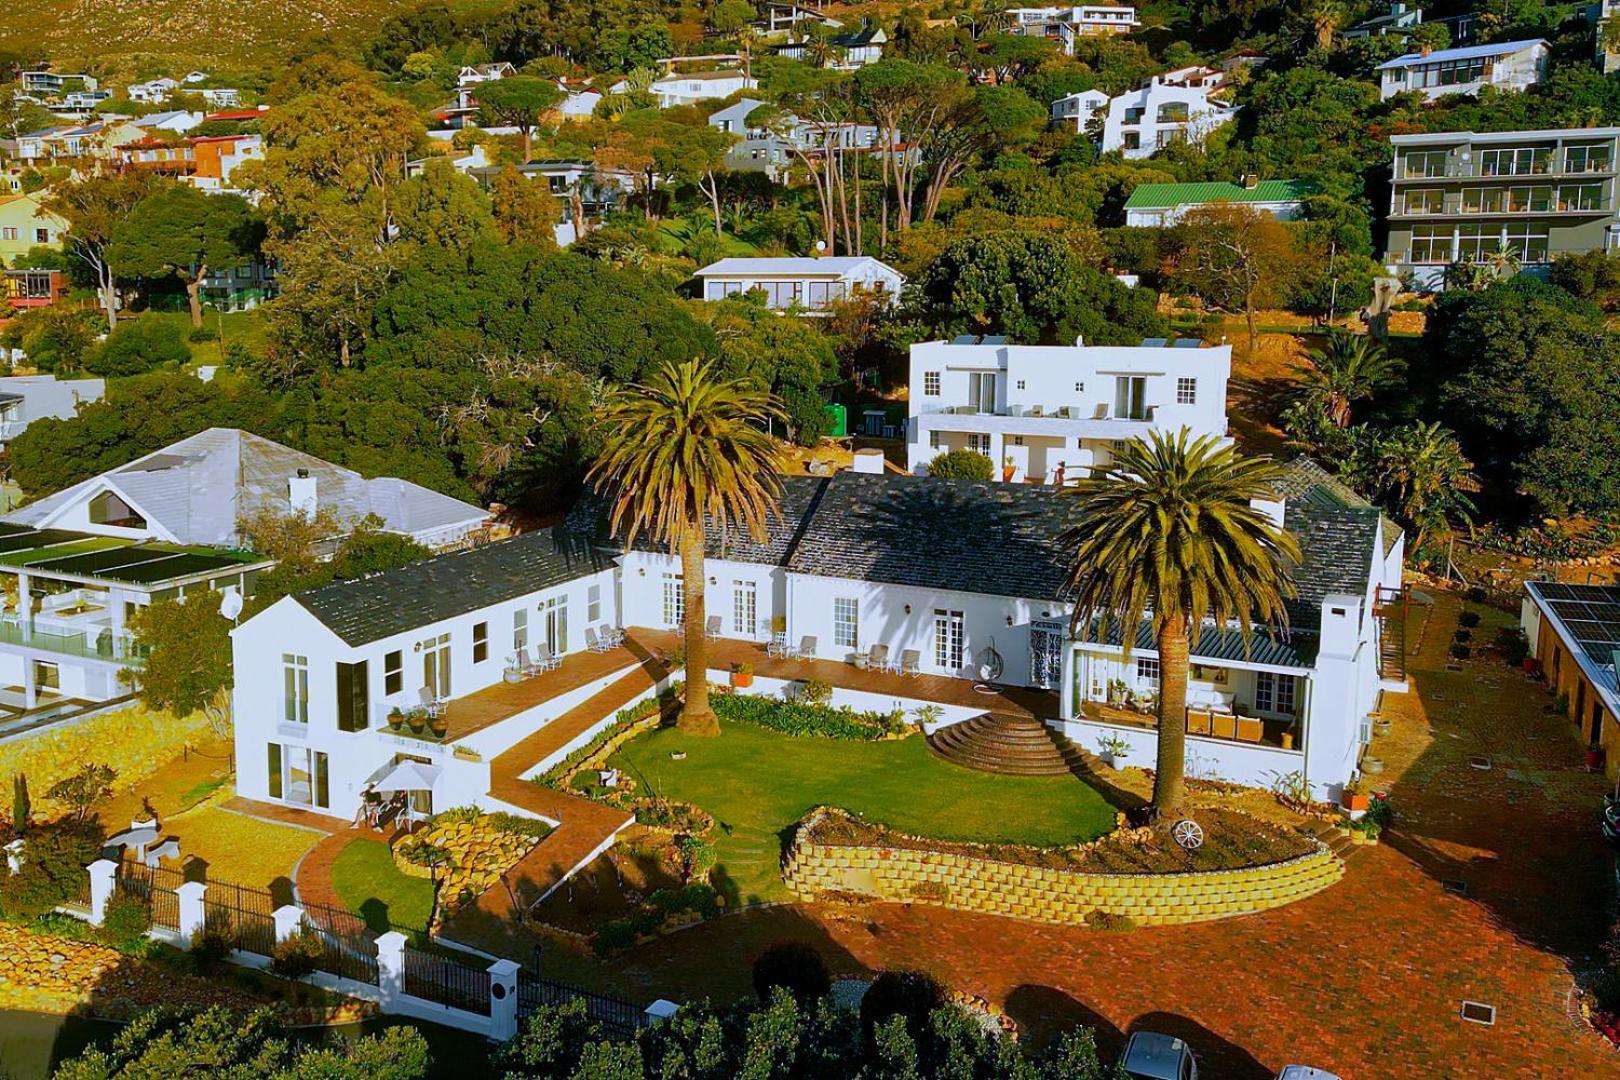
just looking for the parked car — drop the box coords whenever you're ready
[1276,1069,1342,1080]
[1602,794,1620,851]
[1119,1032,1197,1080]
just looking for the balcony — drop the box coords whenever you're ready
[1079,699,1299,751]
[1395,161,1616,182]
[0,614,145,665]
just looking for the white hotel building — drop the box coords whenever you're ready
[907,335,1231,482]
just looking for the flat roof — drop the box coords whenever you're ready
[1377,38,1547,70]
[1390,127,1620,145]
[0,527,267,588]
[1527,581,1620,712]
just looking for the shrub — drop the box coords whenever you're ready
[926,448,995,481]
[188,325,219,343]
[429,805,481,826]
[1449,643,1471,660]
[100,896,154,954]
[1459,610,1481,628]
[752,942,832,1004]
[908,880,950,902]
[594,919,639,955]
[190,928,233,972]
[0,819,103,919]
[1453,628,1472,644]
[1084,909,1138,933]
[45,764,117,822]
[676,835,717,881]
[1495,626,1529,666]
[269,929,324,979]
[488,812,552,839]
[798,678,833,708]
[1465,586,1487,603]
[85,316,190,377]
[712,692,897,740]
[860,970,946,1050]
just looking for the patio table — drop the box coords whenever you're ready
[106,826,160,861]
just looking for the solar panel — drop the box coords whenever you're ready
[102,553,249,584]
[35,547,188,575]
[0,523,34,538]
[0,529,85,553]
[1542,584,1620,667]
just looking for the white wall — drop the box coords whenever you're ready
[1098,81,1234,159]
[1056,716,1312,794]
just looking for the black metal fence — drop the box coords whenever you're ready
[201,879,278,956]
[114,862,184,931]
[403,946,491,1015]
[300,899,380,986]
[516,972,643,1037]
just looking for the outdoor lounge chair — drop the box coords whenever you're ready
[767,631,789,657]
[584,627,607,653]
[1236,717,1265,743]
[867,644,890,672]
[898,649,921,676]
[599,624,624,648]
[515,648,540,676]
[535,644,563,671]
[795,635,816,659]
[706,615,722,640]
[1211,713,1236,740]
[417,686,441,716]
[1186,710,1212,736]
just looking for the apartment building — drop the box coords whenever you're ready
[1008,6,1140,54]
[906,336,1231,482]
[1385,127,1620,287]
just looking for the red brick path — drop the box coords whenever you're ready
[536,592,1616,1078]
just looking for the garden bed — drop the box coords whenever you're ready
[392,809,552,912]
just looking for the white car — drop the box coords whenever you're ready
[1120,1032,1197,1080]
[1277,1069,1342,1080]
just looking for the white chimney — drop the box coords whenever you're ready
[289,468,318,519]
[851,448,886,475]
[1074,334,1084,347]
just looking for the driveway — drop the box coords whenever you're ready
[543,590,1615,1078]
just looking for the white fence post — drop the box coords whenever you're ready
[87,859,117,926]
[175,881,207,949]
[487,959,520,1041]
[375,930,407,1011]
[272,904,304,945]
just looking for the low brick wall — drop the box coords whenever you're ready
[783,820,1343,927]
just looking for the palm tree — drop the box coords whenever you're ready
[1060,432,1301,822]
[1299,330,1405,428]
[588,359,785,736]
[1305,0,1346,50]
[1362,422,1479,550]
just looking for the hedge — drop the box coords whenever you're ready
[711,692,904,741]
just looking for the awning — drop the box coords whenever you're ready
[372,761,442,793]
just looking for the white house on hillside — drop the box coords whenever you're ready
[646,70,757,108]
[229,458,1403,829]
[0,375,104,447]
[695,256,903,312]
[1009,6,1140,54]
[1052,79,1235,159]
[1376,39,1549,101]
[1123,178,1315,227]
[907,336,1231,482]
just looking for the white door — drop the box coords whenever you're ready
[934,609,965,672]
[732,580,757,638]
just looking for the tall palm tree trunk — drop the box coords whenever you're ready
[679,520,719,736]
[1151,619,1191,822]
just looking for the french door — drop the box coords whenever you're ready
[934,609,965,671]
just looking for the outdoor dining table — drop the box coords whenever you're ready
[105,825,161,861]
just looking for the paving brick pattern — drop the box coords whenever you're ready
[540,592,1617,1077]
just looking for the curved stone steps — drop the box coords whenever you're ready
[926,712,1095,777]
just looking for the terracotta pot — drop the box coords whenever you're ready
[1342,791,1371,813]
[1586,747,1605,771]
[407,712,427,735]
[1002,467,1016,482]
[730,671,754,689]
[430,716,449,739]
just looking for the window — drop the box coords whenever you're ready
[0,227,15,240]
[33,661,59,691]
[336,660,369,732]
[833,597,859,649]
[966,432,991,455]
[271,744,329,809]
[1074,381,1084,392]
[473,621,489,663]
[1176,377,1197,405]
[934,609,964,670]
[1136,656,1161,688]
[968,371,997,411]
[733,580,757,638]
[1480,146,1550,177]
[587,584,601,623]
[267,743,282,799]
[282,654,308,724]
[88,489,145,529]
[1256,671,1297,715]
[923,371,941,396]
[929,431,940,450]
[1113,376,1148,420]
[1156,101,1189,124]
[1565,142,1613,174]
[1401,150,1448,179]
[513,609,528,652]
[1559,183,1605,211]
[1402,188,1445,215]
[1015,379,1026,390]
[662,573,684,627]
[384,650,402,695]
[1408,224,1454,264]
[33,228,49,244]
[419,632,451,699]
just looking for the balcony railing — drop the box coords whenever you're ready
[918,402,1160,422]
[0,615,145,665]
[1396,160,1616,181]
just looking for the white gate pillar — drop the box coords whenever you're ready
[375,930,407,1011]
[487,958,520,1040]
[176,881,207,949]
[87,859,117,926]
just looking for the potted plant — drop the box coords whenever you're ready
[386,707,405,733]
[429,711,449,739]
[1097,733,1130,770]
[1341,778,1370,814]
[1002,455,1016,482]
[503,657,525,684]
[730,662,754,689]
[1106,678,1128,707]
[407,708,427,735]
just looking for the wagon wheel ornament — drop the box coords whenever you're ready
[1171,819,1205,851]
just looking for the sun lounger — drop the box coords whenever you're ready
[898,649,921,676]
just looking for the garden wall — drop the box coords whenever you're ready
[782,815,1343,927]
[0,703,209,816]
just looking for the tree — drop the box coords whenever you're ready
[490,166,561,244]
[855,60,962,242]
[1170,204,1302,355]
[711,296,837,444]
[391,158,497,254]
[12,773,29,834]
[709,0,756,34]
[1296,331,1404,429]
[42,171,154,331]
[1060,432,1299,822]
[475,76,565,162]
[927,448,995,480]
[45,764,117,823]
[588,359,784,737]
[130,593,235,738]
[109,187,261,327]
[1345,422,1478,550]
[85,315,191,377]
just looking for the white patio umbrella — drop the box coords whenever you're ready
[371,762,442,830]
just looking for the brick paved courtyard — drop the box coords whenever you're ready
[543,590,1617,1078]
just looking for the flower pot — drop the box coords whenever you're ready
[407,713,427,735]
[1586,747,1606,771]
[1002,467,1016,482]
[430,716,449,740]
[1342,791,1371,813]
[1109,754,1128,771]
[386,712,404,733]
[1280,731,1295,751]
[730,671,754,689]
[503,668,523,684]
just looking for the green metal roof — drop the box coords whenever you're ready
[1124,180,1317,210]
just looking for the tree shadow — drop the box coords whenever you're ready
[1128,1010,1269,1080]
[1004,983,1123,1058]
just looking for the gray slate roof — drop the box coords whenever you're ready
[298,517,613,646]
[6,428,487,547]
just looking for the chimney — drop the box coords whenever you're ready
[1241,173,1259,189]
[852,448,886,475]
[1074,334,1084,347]
[289,468,318,519]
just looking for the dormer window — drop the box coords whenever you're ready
[88,489,145,530]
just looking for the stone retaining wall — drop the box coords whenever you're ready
[0,704,209,816]
[783,821,1343,927]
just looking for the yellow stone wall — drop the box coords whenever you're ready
[0,705,210,817]
[783,831,1344,927]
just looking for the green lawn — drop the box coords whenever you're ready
[328,838,436,935]
[609,722,1117,905]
